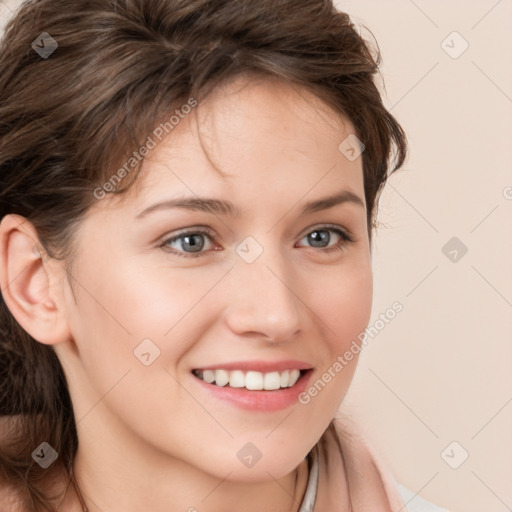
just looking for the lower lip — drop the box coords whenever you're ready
[191,370,313,412]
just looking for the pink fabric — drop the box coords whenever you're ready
[313,420,449,511]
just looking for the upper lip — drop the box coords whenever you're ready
[193,360,313,373]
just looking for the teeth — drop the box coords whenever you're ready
[214,369,229,387]
[280,370,290,388]
[229,370,245,388]
[289,369,300,386]
[202,370,215,384]
[245,371,263,390]
[194,368,303,390]
[264,371,281,390]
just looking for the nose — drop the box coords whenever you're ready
[223,249,302,344]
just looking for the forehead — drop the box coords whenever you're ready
[99,76,364,215]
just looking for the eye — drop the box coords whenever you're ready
[160,224,355,259]
[160,228,217,258]
[296,224,354,254]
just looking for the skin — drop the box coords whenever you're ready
[0,75,373,512]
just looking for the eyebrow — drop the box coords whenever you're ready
[135,189,365,219]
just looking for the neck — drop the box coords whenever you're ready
[56,356,312,512]
[68,427,309,512]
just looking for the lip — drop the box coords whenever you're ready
[192,359,313,373]
[191,368,314,412]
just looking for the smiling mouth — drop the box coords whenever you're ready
[192,368,310,391]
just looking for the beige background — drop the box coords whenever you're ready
[334,2,512,512]
[1,1,511,511]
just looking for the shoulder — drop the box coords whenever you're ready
[326,419,453,512]
[396,482,452,512]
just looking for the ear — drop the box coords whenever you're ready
[0,214,72,346]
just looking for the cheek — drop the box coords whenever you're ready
[66,259,211,426]
[75,259,213,344]
[63,246,373,476]
[294,260,372,422]
[312,258,373,352]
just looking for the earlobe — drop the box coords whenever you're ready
[0,214,72,346]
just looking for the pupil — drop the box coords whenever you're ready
[183,234,204,252]
[309,230,329,247]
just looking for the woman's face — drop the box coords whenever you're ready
[56,76,373,481]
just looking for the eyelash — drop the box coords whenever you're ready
[160,224,355,259]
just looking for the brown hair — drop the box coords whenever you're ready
[0,0,407,509]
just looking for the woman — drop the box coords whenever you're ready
[0,0,451,510]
